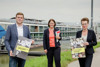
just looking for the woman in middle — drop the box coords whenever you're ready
[43,19,62,67]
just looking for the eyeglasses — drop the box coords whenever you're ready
[81,23,87,25]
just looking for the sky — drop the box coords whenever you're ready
[0,0,100,23]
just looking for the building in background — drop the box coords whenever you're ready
[94,22,100,40]
[1,18,100,50]
[0,18,81,41]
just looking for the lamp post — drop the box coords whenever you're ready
[91,0,93,30]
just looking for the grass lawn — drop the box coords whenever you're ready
[25,42,100,67]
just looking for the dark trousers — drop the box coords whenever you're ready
[47,47,61,67]
[9,56,26,67]
[78,54,93,67]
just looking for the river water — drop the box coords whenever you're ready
[0,40,71,67]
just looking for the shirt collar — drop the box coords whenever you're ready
[16,23,23,28]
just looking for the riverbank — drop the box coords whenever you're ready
[25,42,100,67]
[0,40,70,67]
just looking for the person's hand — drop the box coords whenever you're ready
[10,50,14,56]
[32,40,34,44]
[44,49,47,54]
[83,42,89,46]
[56,35,60,39]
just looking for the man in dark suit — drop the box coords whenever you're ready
[76,17,97,67]
[5,12,34,67]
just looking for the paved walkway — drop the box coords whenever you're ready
[68,47,100,67]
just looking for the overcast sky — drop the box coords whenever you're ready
[0,0,100,23]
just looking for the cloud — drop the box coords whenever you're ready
[0,0,100,22]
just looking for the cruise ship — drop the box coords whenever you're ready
[0,18,82,50]
[0,17,81,40]
[0,18,100,51]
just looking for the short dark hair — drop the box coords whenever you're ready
[48,19,56,27]
[81,17,89,24]
[16,12,24,18]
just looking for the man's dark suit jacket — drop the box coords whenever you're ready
[5,24,31,54]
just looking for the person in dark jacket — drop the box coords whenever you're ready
[43,19,62,67]
[76,17,97,67]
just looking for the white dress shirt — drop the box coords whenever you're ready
[16,23,23,37]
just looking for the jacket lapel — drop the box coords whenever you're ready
[14,24,18,38]
[80,29,89,41]
[23,25,26,37]
[87,29,89,41]
[47,29,49,38]
[79,30,82,38]
[54,28,56,36]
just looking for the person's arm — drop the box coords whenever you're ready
[28,27,31,39]
[43,30,48,53]
[43,30,47,50]
[4,26,11,52]
[87,31,97,47]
